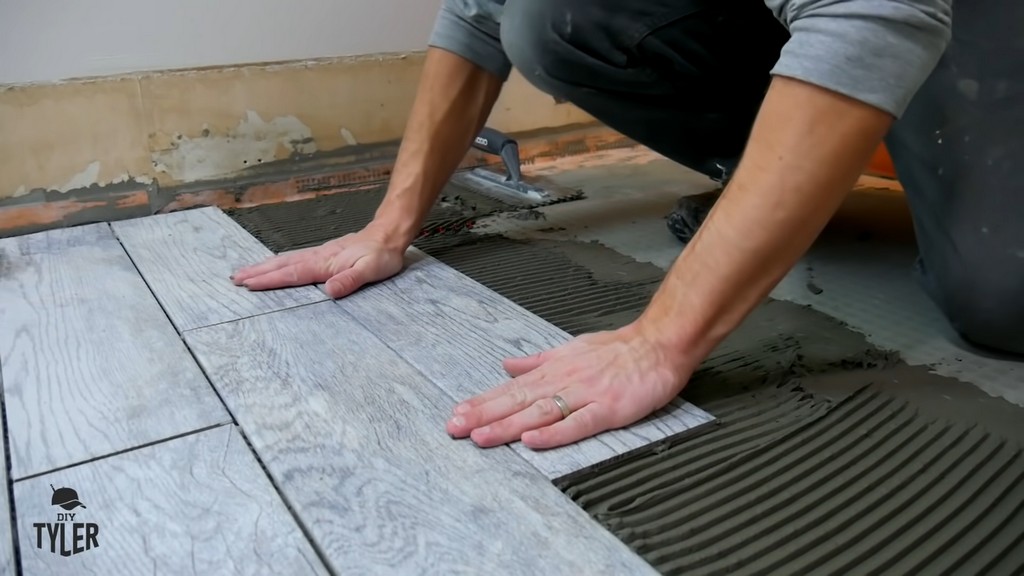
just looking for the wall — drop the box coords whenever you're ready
[0,0,594,212]
[0,0,443,84]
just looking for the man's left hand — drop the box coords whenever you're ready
[445,323,693,449]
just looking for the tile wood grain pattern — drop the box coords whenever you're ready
[0,374,13,576]
[15,424,329,575]
[0,223,230,479]
[335,248,716,480]
[111,207,327,332]
[185,302,657,575]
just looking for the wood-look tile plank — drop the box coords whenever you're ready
[14,424,328,574]
[111,207,326,332]
[0,373,13,576]
[0,224,230,479]
[336,248,716,480]
[185,302,656,575]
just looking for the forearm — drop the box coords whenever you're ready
[370,47,504,248]
[636,75,894,369]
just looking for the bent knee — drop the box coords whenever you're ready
[500,0,602,93]
[931,264,1024,355]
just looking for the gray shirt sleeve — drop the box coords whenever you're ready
[427,0,952,118]
[766,0,953,117]
[428,0,512,80]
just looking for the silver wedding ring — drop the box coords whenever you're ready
[552,395,571,419]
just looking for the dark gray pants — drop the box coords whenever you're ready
[500,0,1024,355]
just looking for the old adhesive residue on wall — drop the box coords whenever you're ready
[57,161,102,193]
[151,112,318,183]
[0,52,594,205]
[0,76,153,202]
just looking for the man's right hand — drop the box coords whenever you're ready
[230,225,407,299]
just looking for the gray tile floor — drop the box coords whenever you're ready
[0,205,708,575]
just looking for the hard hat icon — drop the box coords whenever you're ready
[50,485,86,511]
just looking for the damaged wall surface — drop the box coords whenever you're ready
[0,54,594,214]
[0,1,593,216]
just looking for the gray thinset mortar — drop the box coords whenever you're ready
[228,188,659,335]
[227,184,503,253]
[227,178,580,254]
[559,300,1024,575]
[227,190,1024,575]
[415,235,664,335]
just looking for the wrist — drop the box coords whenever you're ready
[363,215,417,252]
[622,315,708,382]
[368,178,441,250]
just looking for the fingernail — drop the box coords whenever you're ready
[450,416,464,427]
[454,403,470,414]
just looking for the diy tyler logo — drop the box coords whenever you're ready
[32,485,100,557]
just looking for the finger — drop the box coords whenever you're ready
[231,248,311,284]
[502,352,548,378]
[452,367,541,415]
[452,350,556,415]
[324,259,371,298]
[240,260,325,291]
[521,403,608,450]
[469,387,588,448]
[446,382,535,438]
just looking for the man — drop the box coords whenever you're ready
[232,0,1023,451]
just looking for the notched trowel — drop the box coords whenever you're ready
[449,126,583,209]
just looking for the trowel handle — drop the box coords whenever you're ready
[472,127,522,183]
[472,127,516,156]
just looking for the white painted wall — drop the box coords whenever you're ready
[0,0,443,84]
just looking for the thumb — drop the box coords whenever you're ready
[502,350,550,377]
[324,261,369,299]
